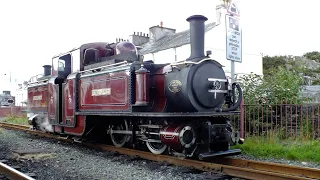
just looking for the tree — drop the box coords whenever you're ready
[262,55,286,76]
[303,51,320,62]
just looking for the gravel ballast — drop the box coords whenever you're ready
[0,128,236,180]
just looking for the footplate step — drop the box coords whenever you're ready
[198,149,241,160]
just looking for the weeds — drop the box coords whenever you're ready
[3,114,28,125]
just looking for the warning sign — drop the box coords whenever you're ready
[225,14,242,63]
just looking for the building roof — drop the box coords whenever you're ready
[138,22,217,55]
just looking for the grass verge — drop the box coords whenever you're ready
[3,114,29,125]
[233,135,320,163]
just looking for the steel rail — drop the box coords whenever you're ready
[213,157,320,180]
[0,161,35,180]
[85,143,313,180]
[0,122,319,180]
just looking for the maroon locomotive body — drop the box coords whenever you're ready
[27,15,244,160]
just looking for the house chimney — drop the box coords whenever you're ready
[149,24,176,43]
[43,65,52,76]
[186,15,208,61]
[129,31,149,46]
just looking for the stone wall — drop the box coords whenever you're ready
[0,106,26,118]
[301,85,320,103]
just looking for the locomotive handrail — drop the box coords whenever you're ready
[28,81,48,86]
[27,81,49,88]
[80,61,129,74]
[28,74,44,82]
[80,63,132,78]
[28,79,48,84]
[52,47,80,59]
[169,57,212,66]
[27,75,50,87]
[27,61,130,86]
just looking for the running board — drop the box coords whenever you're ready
[198,149,241,160]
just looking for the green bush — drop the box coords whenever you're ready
[235,67,314,139]
[236,66,306,105]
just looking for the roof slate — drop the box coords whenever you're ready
[138,22,217,55]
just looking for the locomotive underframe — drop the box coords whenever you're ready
[104,115,242,159]
[29,108,242,159]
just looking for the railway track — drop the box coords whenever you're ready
[0,160,35,180]
[1,122,319,180]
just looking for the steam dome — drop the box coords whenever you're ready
[115,41,138,56]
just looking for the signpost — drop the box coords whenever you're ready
[225,0,242,83]
[227,0,240,17]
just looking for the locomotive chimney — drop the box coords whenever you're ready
[43,65,52,76]
[186,15,208,61]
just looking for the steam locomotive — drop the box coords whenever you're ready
[27,15,243,160]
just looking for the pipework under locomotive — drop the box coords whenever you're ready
[27,14,244,160]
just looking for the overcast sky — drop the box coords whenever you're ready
[0,0,319,84]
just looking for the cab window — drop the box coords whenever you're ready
[56,54,72,79]
[58,60,65,72]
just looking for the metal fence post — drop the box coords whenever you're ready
[240,99,244,138]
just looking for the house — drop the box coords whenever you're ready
[129,4,263,79]
[15,83,28,107]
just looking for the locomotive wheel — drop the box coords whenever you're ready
[145,120,168,155]
[110,119,130,147]
[146,142,167,155]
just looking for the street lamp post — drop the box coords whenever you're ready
[4,72,11,83]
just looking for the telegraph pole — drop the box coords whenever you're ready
[4,72,11,83]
